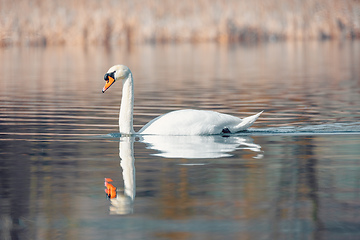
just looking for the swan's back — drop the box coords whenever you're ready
[138,109,260,135]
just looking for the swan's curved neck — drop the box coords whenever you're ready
[119,73,135,135]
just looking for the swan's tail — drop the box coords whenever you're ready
[234,111,263,132]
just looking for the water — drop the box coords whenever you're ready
[1,41,360,240]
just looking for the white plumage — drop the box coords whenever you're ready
[102,65,262,135]
[138,109,262,135]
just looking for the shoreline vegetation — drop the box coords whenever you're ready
[1,0,359,47]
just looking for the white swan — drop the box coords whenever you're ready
[102,65,263,135]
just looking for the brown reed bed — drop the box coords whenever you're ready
[1,0,359,47]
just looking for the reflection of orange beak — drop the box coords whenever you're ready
[105,183,117,199]
[105,178,113,182]
[102,76,115,93]
[105,178,117,199]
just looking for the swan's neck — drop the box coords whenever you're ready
[119,73,135,135]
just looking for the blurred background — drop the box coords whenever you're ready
[1,0,359,46]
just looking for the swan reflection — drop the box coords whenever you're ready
[106,137,136,215]
[140,135,262,159]
[105,135,262,214]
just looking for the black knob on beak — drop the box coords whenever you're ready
[104,71,115,81]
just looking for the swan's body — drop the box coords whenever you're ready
[138,109,262,135]
[102,65,262,135]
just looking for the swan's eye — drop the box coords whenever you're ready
[104,71,115,81]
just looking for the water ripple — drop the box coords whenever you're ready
[243,122,360,136]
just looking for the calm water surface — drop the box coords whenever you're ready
[1,42,360,240]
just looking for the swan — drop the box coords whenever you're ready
[102,65,263,135]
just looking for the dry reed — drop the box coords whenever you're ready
[1,0,359,46]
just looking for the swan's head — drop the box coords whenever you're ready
[102,65,131,93]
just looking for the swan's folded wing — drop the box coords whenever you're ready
[138,109,257,135]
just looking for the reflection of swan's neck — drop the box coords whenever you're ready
[119,138,135,200]
[119,74,135,135]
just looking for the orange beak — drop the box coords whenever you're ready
[102,76,115,93]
